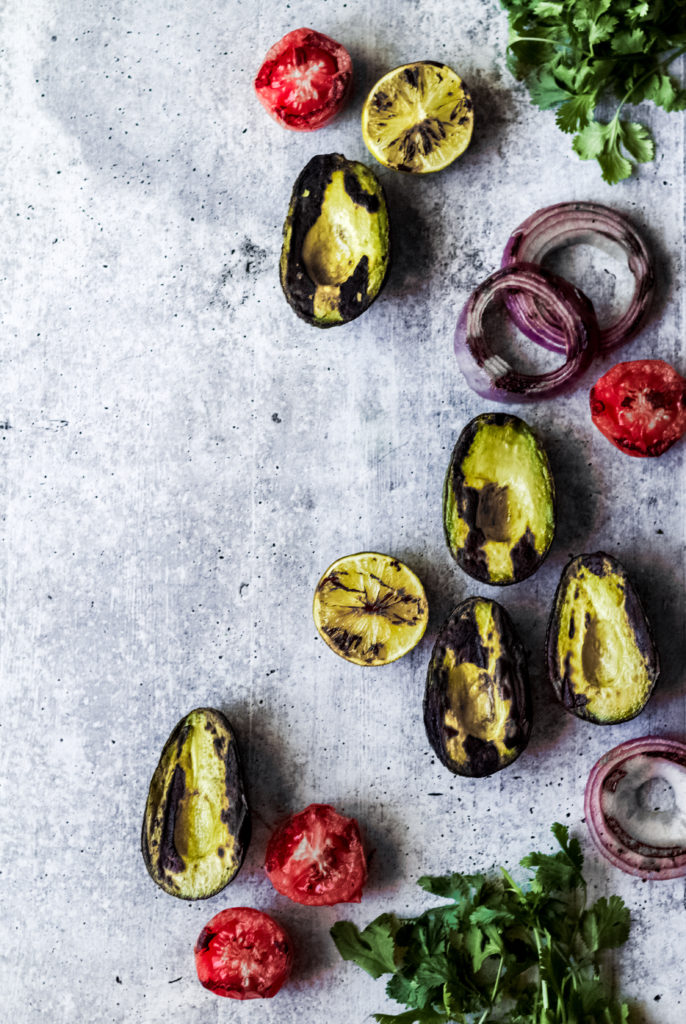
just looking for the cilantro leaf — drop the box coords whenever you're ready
[619,121,655,162]
[642,71,686,111]
[581,895,631,952]
[386,970,441,1012]
[555,92,596,132]
[372,1011,448,1024]
[528,67,572,109]
[611,28,646,54]
[417,872,488,903]
[573,120,612,160]
[521,822,584,892]
[587,14,618,46]
[330,914,400,978]
[597,146,633,185]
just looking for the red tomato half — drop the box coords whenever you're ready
[590,359,686,458]
[194,907,293,1000]
[265,803,367,905]
[254,28,353,131]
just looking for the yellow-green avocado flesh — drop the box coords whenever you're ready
[444,414,555,585]
[424,597,531,777]
[547,553,659,724]
[280,153,390,327]
[141,708,250,899]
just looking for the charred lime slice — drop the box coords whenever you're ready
[313,552,428,666]
[361,61,474,173]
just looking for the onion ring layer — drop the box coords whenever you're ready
[585,736,686,880]
[454,263,598,401]
[501,202,654,354]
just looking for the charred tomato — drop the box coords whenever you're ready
[265,803,367,905]
[254,28,353,131]
[590,359,686,457]
[194,907,293,999]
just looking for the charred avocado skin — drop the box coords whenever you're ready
[280,152,390,327]
[443,413,555,586]
[141,707,250,900]
[546,552,659,725]
[424,598,532,777]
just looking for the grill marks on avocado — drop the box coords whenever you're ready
[142,708,250,900]
[280,153,389,327]
[443,414,555,585]
[547,553,659,724]
[424,598,531,777]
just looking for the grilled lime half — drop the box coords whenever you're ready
[361,61,474,173]
[313,552,429,666]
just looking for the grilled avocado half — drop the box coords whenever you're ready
[141,707,250,899]
[443,413,555,585]
[546,552,659,724]
[280,153,390,327]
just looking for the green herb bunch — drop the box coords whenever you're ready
[498,0,686,183]
[331,824,631,1024]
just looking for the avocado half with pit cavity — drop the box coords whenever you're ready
[443,413,555,585]
[424,597,532,777]
[280,152,390,327]
[141,707,250,899]
[546,552,659,724]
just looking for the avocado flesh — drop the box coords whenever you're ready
[302,169,387,325]
[142,708,250,900]
[444,416,555,585]
[442,601,512,771]
[280,154,390,328]
[424,597,531,777]
[550,556,658,724]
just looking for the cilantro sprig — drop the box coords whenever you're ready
[331,824,631,1024]
[497,0,686,182]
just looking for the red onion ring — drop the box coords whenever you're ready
[454,263,598,401]
[501,202,654,354]
[585,736,686,880]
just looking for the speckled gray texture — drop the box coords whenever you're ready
[1,0,685,1020]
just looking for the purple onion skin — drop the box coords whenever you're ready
[501,232,567,353]
[454,264,599,402]
[501,202,654,354]
[585,737,686,880]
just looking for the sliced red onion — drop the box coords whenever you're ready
[454,263,598,401]
[501,202,654,354]
[585,737,686,880]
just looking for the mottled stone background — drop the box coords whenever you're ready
[1,0,684,1020]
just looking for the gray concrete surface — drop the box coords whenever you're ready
[1,1,685,1020]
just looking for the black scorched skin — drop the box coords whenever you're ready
[545,552,660,724]
[443,413,555,585]
[141,707,251,899]
[280,152,389,327]
[424,598,532,777]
